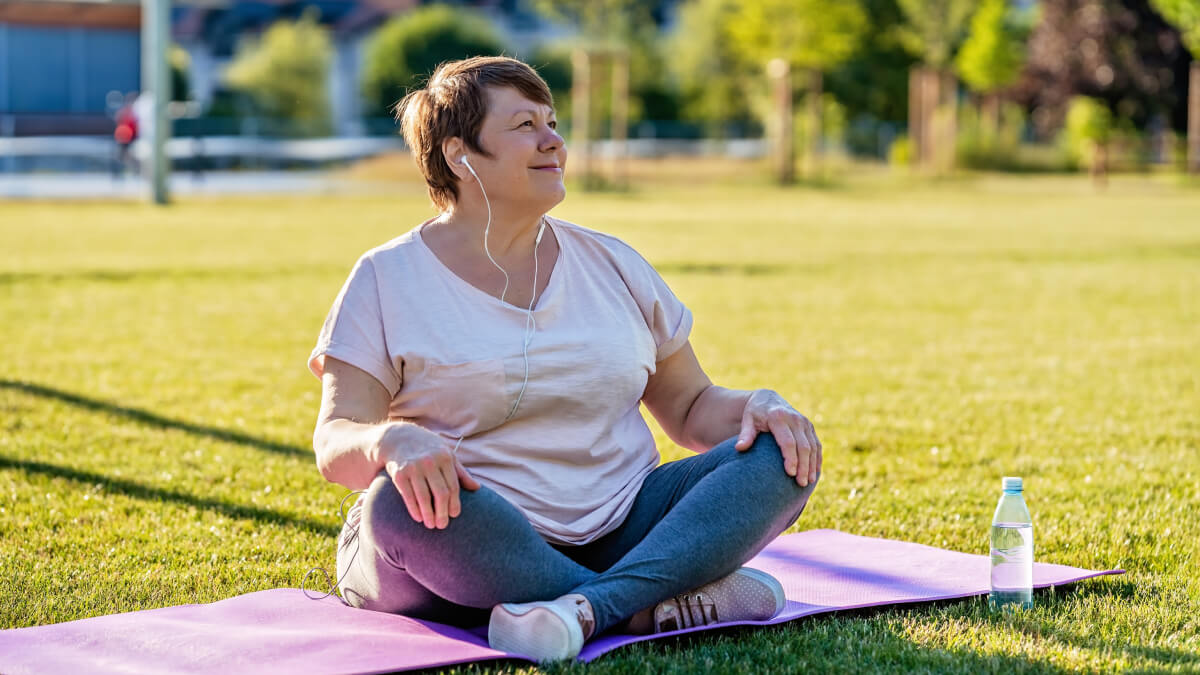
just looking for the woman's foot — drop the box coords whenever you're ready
[626,567,786,634]
[487,593,595,662]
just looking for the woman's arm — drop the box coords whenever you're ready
[642,341,822,486]
[313,356,478,528]
[641,342,751,452]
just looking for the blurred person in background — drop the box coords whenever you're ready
[307,56,823,663]
[112,92,138,177]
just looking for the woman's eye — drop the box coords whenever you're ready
[549,121,557,129]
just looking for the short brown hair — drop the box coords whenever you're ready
[396,56,555,211]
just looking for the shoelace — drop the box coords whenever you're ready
[655,592,717,632]
[573,598,595,640]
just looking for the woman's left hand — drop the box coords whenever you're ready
[733,389,822,487]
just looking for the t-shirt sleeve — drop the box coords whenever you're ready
[619,242,694,362]
[307,256,403,396]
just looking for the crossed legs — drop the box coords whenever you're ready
[336,433,819,633]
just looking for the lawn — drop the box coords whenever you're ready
[2,167,1198,672]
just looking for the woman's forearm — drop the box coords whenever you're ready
[682,385,754,452]
[312,418,411,491]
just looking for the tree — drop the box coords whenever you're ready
[897,0,978,169]
[726,0,868,181]
[225,11,332,136]
[1149,0,1200,172]
[825,0,919,133]
[669,0,758,133]
[530,0,649,44]
[897,0,978,69]
[956,0,1027,136]
[1012,0,1190,142]
[1064,95,1114,184]
[361,6,506,117]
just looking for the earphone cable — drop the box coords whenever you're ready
[473,162,511,304]
[506,215,543,421]
[301,488,367,601]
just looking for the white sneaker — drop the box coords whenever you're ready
[488,593,595,662]
[650,567,786,632]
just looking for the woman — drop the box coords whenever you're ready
[308,56,822,662]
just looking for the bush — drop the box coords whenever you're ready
[888,134,913,167]
[1060,96,1113,170]
[361,6,506,117]
[224,11,332,136]
[956,100,1026,170]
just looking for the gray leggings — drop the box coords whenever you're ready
[335,433,818,634]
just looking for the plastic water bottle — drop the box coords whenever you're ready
[990,476,1033,611]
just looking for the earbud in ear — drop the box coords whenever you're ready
[460,154,479,180]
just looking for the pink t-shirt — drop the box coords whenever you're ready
[308,216,693,545]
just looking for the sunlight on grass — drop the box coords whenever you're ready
[1,170,1198,671]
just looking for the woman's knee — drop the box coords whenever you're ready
[734,433,821,501]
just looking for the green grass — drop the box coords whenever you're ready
[2,170,1198,672]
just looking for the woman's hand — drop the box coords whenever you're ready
[380,424,480,529]
[733,389,822,487]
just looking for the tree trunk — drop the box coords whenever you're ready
[983,93,1001,142]
[1090,141,1108,188]
[805,68,823,180]
[768,58,794,185]
[908,67,924,166]
[920,68,940,171]
[610,50,629,190]
[571,49,593,189]
[1188,60,1199,174]
[940,69,958,172]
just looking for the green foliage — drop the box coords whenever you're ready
[1061,96,1114,168]
[529,0,650,44]
[888,133,913,166]
[953,101,1061,171]
[360,6,505,117]
[795,94,849,150]
[224,12,332,136]
[897,0,978,67]
[826,0,920,125]
[726,0,868,71]
[669,0,757,130]
[169,45,190,102]
[1150,0,1200,57]
[955,0,1025,94]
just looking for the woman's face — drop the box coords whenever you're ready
[463,86,567,213]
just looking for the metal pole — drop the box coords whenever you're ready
[142,0,170,204]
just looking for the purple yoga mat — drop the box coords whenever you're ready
[0,529,1122,674]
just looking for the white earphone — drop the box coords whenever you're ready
[460,153,544,421]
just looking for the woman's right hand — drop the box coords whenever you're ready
[379,424,480,530]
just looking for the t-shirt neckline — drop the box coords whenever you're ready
[414,216,565,312]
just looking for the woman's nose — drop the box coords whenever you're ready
[540,126,564,151]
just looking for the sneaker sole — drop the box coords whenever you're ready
[488,603,583,662]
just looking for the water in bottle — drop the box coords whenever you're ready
[990,476,1033,611]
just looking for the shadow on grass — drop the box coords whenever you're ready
[654,262,798,277]
[0,454,339,538]
[0,264,346,286]
[0,379,310,460]
[997,579,1200,669]
[548,582,1196,674]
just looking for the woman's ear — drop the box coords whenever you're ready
[442,137,467,180]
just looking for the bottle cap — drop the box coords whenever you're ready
[1002,476,1023,492]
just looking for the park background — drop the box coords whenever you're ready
[2,0,1199,672]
